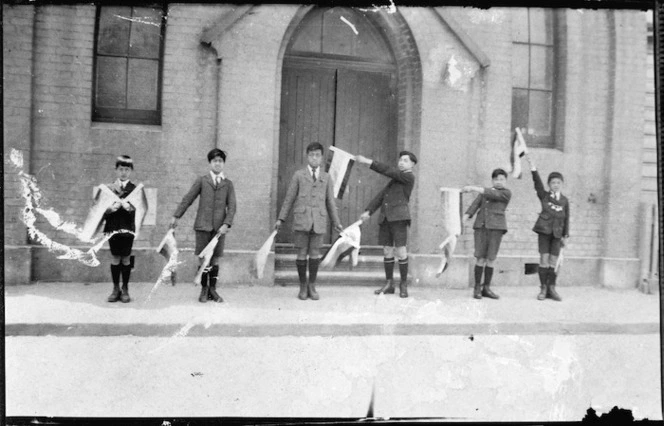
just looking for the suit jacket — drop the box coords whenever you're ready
[531,170,570,238]
[364,160,415,223]
[103,181,136,233]
[173,174,236,232]
[278,167,341,234]
[465,187,512,233]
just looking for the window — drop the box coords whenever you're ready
[511,8,557,148]
[93,5,166,125]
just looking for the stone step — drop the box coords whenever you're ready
[274,270,386,286]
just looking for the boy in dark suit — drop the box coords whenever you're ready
[276,142,343,301]
[105,155,137,303]
[356,151,417,298]
[171,148,237,303]
[524,154,569,301]
[462,168,512,300]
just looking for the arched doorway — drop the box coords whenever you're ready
[276,7,398,245]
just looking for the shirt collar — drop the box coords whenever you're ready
[210,171,225,181]
[116,179,129,189]
[307,165,319,174]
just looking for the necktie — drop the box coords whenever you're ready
[312,168,317,182]
[215,176,220,187]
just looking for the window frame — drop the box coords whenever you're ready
[91,3,167,125]
[511,8,563,149]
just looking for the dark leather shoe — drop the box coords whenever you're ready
[208,287,223,303]
[537,286,547,300]
[199,286,209,303]
[374,279,395,295]
[399,281,408,298]
[473,284,482,299]
[108,287,121,303]
[298,283,308,300]
[481,286,499,300]
[120,288,130,303]
[308,282,320,300]
[547,285,562,301]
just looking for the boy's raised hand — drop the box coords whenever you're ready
[355,155,372,165]
[169,217,178,229]
[359,211,371,222]
[274,220,282,231]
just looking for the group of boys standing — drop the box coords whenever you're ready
[101,144,568,304]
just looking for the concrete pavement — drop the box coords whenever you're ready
[5,282,662,421]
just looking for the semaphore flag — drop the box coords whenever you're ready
[325,146,355,199]
[156,228,179,285]
[510,127,528,179]
[436,188,463,277]
[321,220,362,269]
[253,230,277,279]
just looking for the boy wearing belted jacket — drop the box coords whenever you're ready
[171,148,237,303]
[276,142,343,301]
[524,154,569,302]
[463,168,512,300]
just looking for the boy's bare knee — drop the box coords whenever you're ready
[476,258,487,266]
[395,246,408,260]
[383,246,395,257]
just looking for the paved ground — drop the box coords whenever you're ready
[5,282,662,421]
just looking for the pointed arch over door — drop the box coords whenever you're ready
[277,7,398,245]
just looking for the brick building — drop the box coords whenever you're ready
[3,4,657,290]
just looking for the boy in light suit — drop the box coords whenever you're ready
[276,142,343,301]
[462,168,512,300]
[524,154,569,301]
[171,148,237,303]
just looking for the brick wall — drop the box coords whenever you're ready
[3,5,35,246]
[3,4,650,285]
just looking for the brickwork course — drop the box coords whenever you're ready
[3,5,655,288]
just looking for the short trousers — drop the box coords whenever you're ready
[473,228,504,261]
[292,230,324,254]
[378,220,409,247]
[108,233,134,257]
[538,233,563,256]
[195,230,226,257]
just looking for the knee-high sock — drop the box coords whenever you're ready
[384,257,395,280]
[121,264,131,288]
[308,258,320,284]
[209,265,219,287]
[484,266,494,286]
[111,264,121,287]
[548,267,557,286]
[398,257,409,282]
[474,265,484,285]
[538,266,548,287]
[295,259,308,285]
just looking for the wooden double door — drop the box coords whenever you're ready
[277,59,398,245]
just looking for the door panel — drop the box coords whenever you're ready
[334,68,397,245]
[276,65,336,243]
[277,62,397,246]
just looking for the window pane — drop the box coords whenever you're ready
[511,88,529,131]
[96,56,127,108]
[129,7,163,59]
[511,8,529,43]
[512,43,530,88]
[97,7,131,56]
[290,12,323,53]
[529,8,553,45]
[529,90,552,135]
[322,8,353,56]
[127,58,158,110]
[530,45,553,90]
